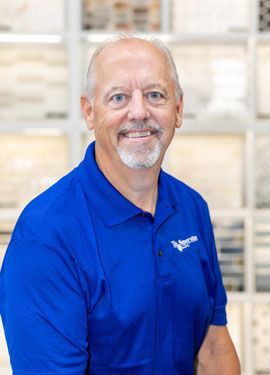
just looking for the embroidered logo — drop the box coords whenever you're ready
[171,235,198,252]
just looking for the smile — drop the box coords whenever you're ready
[119,129,160,140]
[125,131,152,138]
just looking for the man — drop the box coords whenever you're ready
[0,36,240,374]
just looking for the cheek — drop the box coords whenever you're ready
[153,107,177,129]
[93,107,111,129]
[93,110,129,148]
[109,110,128,127]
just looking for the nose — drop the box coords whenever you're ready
[127,89,150,121]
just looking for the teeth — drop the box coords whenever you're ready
[125,131,151,138]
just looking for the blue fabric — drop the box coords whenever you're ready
[0,141,227,375]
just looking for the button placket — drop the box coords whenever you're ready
[155,234,174,281]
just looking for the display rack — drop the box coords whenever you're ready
[0,1,270,374]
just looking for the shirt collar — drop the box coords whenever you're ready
[78,141,178,227]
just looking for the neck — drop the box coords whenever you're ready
[95,149,160,216]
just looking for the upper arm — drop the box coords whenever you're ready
[0,238,89,374]
[199,325,235,355]
[196,325,241,375]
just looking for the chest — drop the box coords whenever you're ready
[83,208,213,371]
[89,210,211,323]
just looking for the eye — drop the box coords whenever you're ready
[146,91,164,101]
[110,93,127,103]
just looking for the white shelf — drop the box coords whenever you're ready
[0,33,66,44]
[0,208,21,221]
[81,31,250,44]
[0,121,71,133]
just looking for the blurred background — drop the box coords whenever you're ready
[0,0,270,374]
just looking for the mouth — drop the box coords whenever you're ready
[119,130,159,140]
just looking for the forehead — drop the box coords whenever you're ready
[94,40,172,88]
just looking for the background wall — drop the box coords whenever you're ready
[0,1,270,374]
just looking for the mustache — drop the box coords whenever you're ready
[118,121,163,135]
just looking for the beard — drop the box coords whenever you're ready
[116,120,163,170]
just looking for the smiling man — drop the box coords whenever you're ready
[0,36,240,375]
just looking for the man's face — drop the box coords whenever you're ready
[82,40,183,170]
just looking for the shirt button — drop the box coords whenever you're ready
[158,249,164,257]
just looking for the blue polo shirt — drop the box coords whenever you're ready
[0,141,227,375]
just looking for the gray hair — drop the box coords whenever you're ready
[85,34,183,101]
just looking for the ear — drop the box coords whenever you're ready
[80,95,94,131]
[175,96,184,129]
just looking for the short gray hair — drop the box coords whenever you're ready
[85,34,183,101]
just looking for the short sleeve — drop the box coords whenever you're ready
[0,238,89,374]
[202,202,228,326]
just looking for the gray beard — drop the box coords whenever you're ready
[116,140,162,169]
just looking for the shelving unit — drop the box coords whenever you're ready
[0,1,270,374]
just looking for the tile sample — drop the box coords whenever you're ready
[165,134,244,209]
[82,0,160,31]
[257,45,270,118]
[0,134,68,210]
[254,217,270,292]
[0,0,64,32]
[255,136,270,209]
[226,303,244,365]
[259,0,270,32]
[213,218,245,291]
[171,44,249,119]
[0,46,68,120]
[0,219,15,266]
[252,303,270,373]
[172,0,248,33]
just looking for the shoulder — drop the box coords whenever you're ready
[11,166,84,248]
